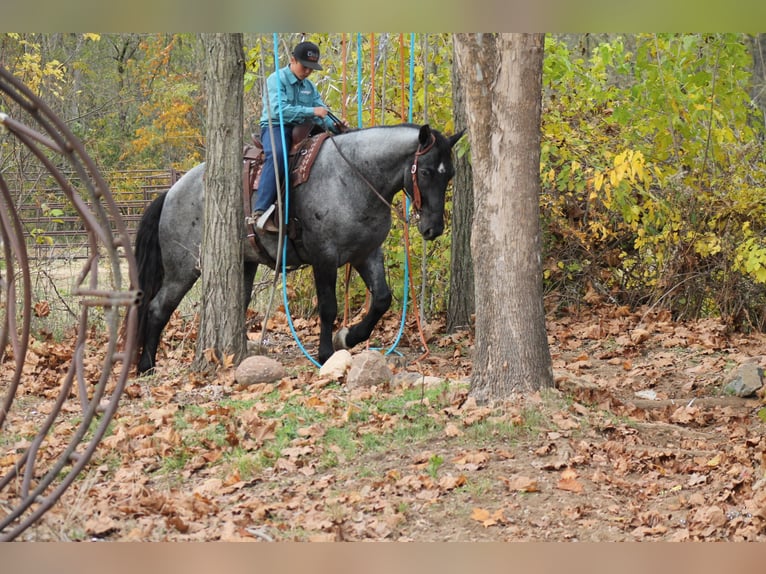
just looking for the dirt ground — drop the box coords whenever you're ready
[9,303,766,542]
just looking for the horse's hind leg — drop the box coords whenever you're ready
[333,248,392,353]
[137,274,199,374]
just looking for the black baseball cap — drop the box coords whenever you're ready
[293,41,323,70]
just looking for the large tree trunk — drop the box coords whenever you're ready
[453,33,553,402]
[193,33,247,373]
[446,41,475,333]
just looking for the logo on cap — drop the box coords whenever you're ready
[293,42,323,70]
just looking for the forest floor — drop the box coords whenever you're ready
[8,302,766,542]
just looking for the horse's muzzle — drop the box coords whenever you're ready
[419,219,444,241]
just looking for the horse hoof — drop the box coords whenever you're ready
[333,327,349,350]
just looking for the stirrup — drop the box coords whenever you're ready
[256,204,275,230]
[256,204,279,233]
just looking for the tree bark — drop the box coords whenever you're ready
[446,41,475,333]
[193,33,247,373]
[749,34,766,131]
[453,33,553,402]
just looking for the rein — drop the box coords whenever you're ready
[327,129,437,222]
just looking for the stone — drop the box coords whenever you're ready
[634,389,658,401]
[235,355,285,386]
[346,350,393,390]
[723,363,764,398]
[392,372,453,389]
[319,349,352,380]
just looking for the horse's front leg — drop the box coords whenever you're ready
[333,247,392,352]
[312,264,339,364]
[243,261,258,309]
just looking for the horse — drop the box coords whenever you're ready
[133,122,464,375]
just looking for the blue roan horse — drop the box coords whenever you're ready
[134,123,463,374]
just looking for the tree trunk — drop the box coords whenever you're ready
[446,40,475,333]
[453,33,553,402]
[749,34,766,131]
[193,33,247,373]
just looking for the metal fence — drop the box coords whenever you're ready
[9,168,182,260]
[1,65,140,541]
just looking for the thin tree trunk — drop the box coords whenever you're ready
[446,40,475,333]
[193,33,246,373]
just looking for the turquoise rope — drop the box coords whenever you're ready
[385,33,417,356]
[272,33,322,368]
[272,33,418,366]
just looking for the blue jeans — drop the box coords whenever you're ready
[254,124,293,213]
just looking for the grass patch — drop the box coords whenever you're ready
[222,447,265,480]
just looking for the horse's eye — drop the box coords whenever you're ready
[420,167,433,177]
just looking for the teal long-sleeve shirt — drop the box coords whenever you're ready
[259,65,337,132]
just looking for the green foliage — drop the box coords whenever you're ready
[1,33,68,98]
[12,32,766,331]
[120,34,204,170]
[426,454,444,478]
[541,33,766,327]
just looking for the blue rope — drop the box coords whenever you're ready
[271,33,418,366]
[271,33,322,368]
[385,33,417,357]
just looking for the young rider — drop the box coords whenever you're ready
[253,41,345,233]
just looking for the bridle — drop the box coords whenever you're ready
[409,132,436,212]
[327,127,437,222]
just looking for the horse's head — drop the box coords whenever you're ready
[405,124,465,240]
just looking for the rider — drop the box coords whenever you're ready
[253,40,345,233]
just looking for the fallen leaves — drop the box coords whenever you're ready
[8,304,766,543]
[471,507,507,528]
[556,468,584,494]
[501,474,539,493]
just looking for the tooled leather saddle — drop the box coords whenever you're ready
[242,124,330,253]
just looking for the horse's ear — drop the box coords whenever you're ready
[448,129,465,149]
[418,124,432,145]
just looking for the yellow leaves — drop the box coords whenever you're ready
[705,454,722,468]
[692,232,722,257]
[605,149,650,191]
[594,170,605,192]
[733,237,766,284]
[5,35,67,97]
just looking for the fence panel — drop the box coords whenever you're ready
[9,168,182,260]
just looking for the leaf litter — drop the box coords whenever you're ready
[5,303,766,541]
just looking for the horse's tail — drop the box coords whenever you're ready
[133,192,167,364]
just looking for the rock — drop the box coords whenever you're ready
[723,363,764,397]
[319,349,352,380]
[392,372,453,389]
[346,350,393,390]
[235,355,285,386]
[634,389,658,401]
